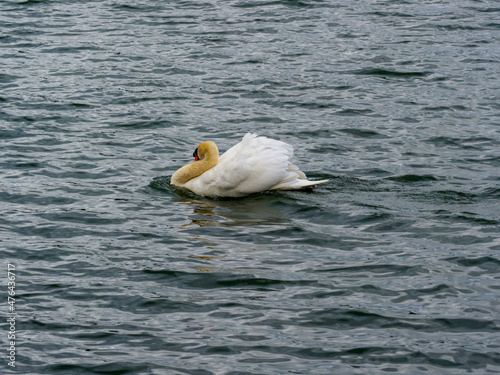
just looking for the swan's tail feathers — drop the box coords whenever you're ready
[295,179,329,189]
[308,179,329,186]
[270,178,329,191]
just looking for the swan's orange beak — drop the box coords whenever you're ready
[193,148,199,161]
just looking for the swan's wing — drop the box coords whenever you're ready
[183,133,327,197]
[213,133,293,195]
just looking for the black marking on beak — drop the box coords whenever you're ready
[193,148,199,161]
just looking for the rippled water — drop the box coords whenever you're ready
[1,0,499,374]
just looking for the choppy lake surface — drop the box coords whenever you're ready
[1,0,499,374]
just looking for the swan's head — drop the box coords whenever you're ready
[171,141,219,186]
[193,141,218,162]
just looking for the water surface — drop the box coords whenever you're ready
[1,0,499,374]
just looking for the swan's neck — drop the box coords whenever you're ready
[171,151,218,185]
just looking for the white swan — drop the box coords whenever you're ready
[171,133,328,198]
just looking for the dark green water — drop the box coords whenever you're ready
[1,1,499,374]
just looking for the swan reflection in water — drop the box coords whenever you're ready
[149,174,317,229]
[172,187,294,229]
[149,174,313,273]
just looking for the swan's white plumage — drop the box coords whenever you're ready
[172,133,328,198]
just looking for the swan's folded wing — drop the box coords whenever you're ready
[214,133,293,195]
